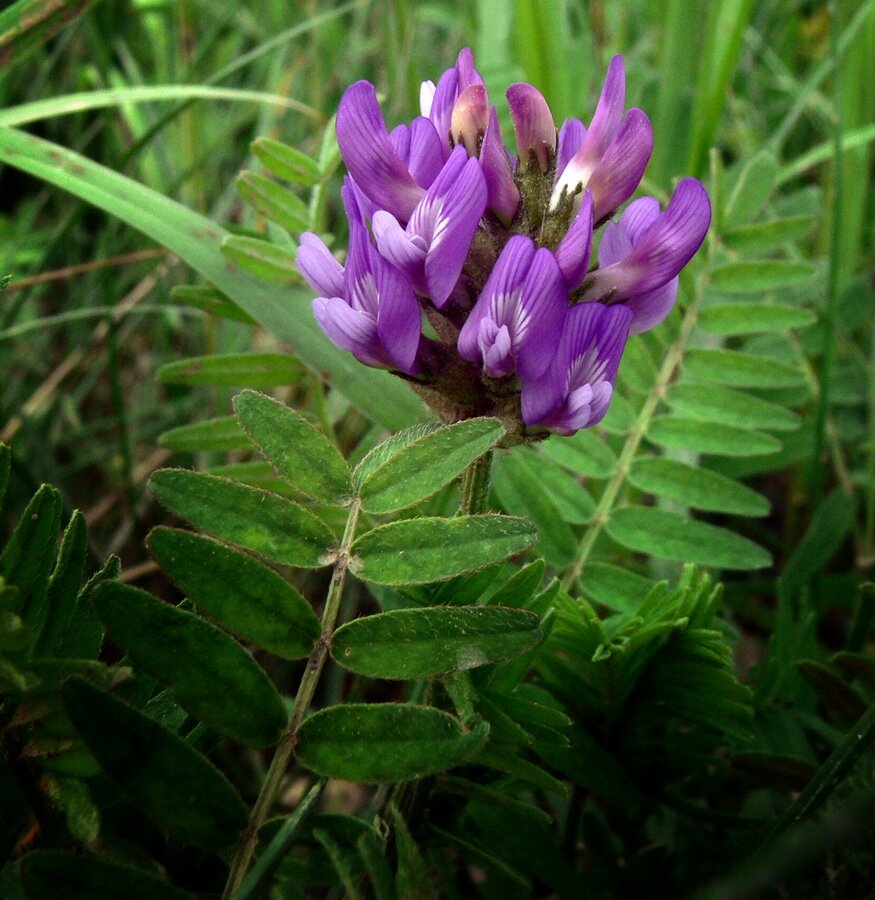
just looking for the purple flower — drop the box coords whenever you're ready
[421,48,485,155]
[554,190,594,291]
[372,145,487,308]
[522,302,632,435]
[581,178,711,334]
[457,235,566,381]
[551,56,653,223]
[302,184,422,375]
[506,83,557,172]
[337,81,431,223]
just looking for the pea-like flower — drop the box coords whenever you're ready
[296,48,711,440]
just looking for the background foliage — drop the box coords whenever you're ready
[1,0,875,898]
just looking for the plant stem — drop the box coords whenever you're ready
[222,497,362,898]
[458,449,494,515]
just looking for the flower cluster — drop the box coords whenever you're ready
[298,50,711,440]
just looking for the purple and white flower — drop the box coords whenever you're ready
[522,302,632,435]
[301,183,422,375]
[581,177,711,334]
[372,145,487,307]
[551,56,653,223]
[457,235,566,381]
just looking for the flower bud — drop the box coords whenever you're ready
[506,83,557,172]
[450,84,489,157]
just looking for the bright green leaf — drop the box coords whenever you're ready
[646,416,782,456]
[149,469,334,568]
[683,349,805,388]
[236,170,310,232]
[698,303,816,334]
[168,284,255,324]
[710,260,818,293]
[667,382,801,431]
[233,390,351,505]
[606,507,770,570]
[539,429,616,478]
[252,137,322,185]
[577,563,655,615]
[91,582,287,747]
[629,457,770,516]
[157,352,304,388]
[220,236,300,284]
[159,416,250,453]
[723,150,779,228]
[722,216,815,251]
[359,418,504,513]
[147,527,320,659]
[352,516,538,585]
[296,704,489,783]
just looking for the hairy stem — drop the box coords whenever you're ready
[458,449,494,515]
[222,497,362,898]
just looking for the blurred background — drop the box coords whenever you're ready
[0,0,873,575]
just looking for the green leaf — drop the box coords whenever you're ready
[698,303,817,334]
[92,582,287,746]
[20,851,195,900]
[57,555,119,660]
[331,607,542,679]
[252,137,322,185]
[392,805,437,900]
[149,469,334,568]
[488,559,546,608]
[40,776,100,846]
[629,458,770,517]
[352,423,440,489]
[491,453,576,567]
[31,510,88,657]
[147,527,319,659]
[168,284,255,324]
[233,390,351,505]
[352,516,538,585]
[61,677,246,849]
[359,418,504,513]
[683,348,805,388]
[722,150,779,228]
[781,489,855,598]
[0,126,426,431]
[577,563,655,615]
[157,352,304,388]
[0,0,100,71]
[710,260,819,293]
[220,236,300,284]
[722,215,815,251]
[296,704,489,783]
[159,416,250,453]
[606,507,770,570]
[667,382,801,431]
[472,743,568,794]
[0,484,62,617]
[235,780,325,900]
[539,429,616,478]
[646,416,782,456]
[236,170,310,232]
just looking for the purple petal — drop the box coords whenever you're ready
[423,155,487,306]
[586,177,711,301]
[515,248,568,382]
[522,302,632,432]
[428,66,459,146]
[623,277,679,335]
[336,81,424,222]
[458,235,535,363]
[313,296,386,369]
[479,319,515,378]
[557,118,586,174]
[374,249,422,374]
[597,218,633,268]
[480,106,520,222]
[450,84,489,157]
[587,108,653,222]
[455,48,484,91]
[343,221,376,314]
[506,83,557,172]
[551,56,626,205]
[297,233,344,297]
[372,210,427,292]
[555,191,594,291]
[407,117,445,188]
[620,195,661,243]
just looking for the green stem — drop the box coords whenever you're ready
[458,449,494,515]
[222,497,362,898]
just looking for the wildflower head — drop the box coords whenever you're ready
[299,50,710,442]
